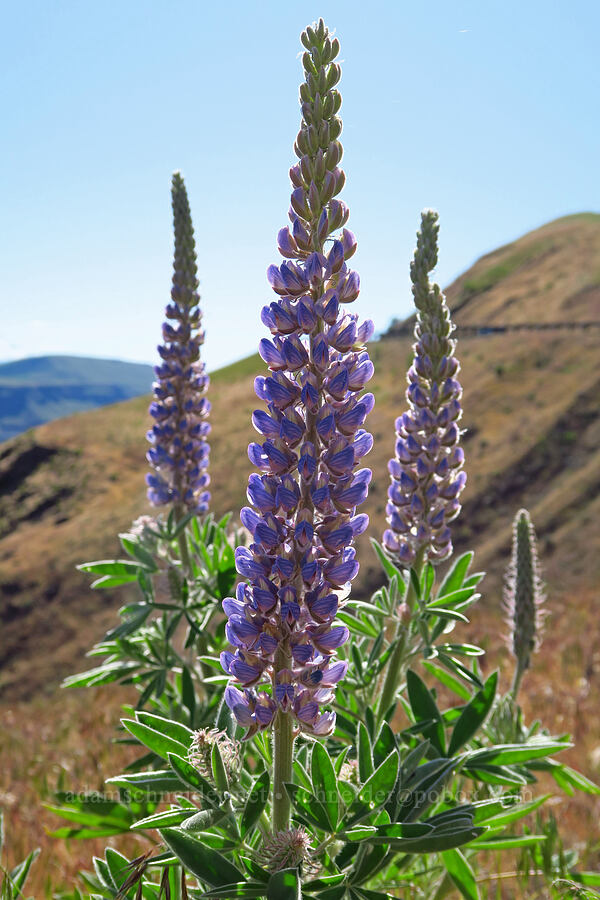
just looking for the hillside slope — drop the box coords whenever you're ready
[0,355,153,441]
[0,214,599,703]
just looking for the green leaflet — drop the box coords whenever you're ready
[447,671,498,756]
[266,868,301,900]
[311,743,339,830]
[160,828,244,887]
[441,848,480,900]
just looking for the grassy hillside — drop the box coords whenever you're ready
[0,214,599,891]
[0,355,153,441]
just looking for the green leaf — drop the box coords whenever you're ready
[311,743,339,830]
[135,711,194,747]
[475,794,550,826]
[199,884,266,899]
[437,552,473,597]
[122,718,189,760]
[406,670,446,756]
[131,808,196,830]
[398,758,457,821]
[370,538,406,583]
[357,721,374,782]
[181,666,196,721]
[448,671,498,756]
[8,848,40,891]
[437,652,483,689]
[211,742,229,793]
[427,588,478,610]
[422,661,471,700]
[161,828,244,887]
[372,722,396,769]
[467,740,572,766]
[346,823,432,842]
[168,753,221,805]
[267,869,301,900]
[285,784,332,831]
[106,770,182,794]
[465,764,529,786]
[473,835,546,850]
[349,751,399,824]
[442,849,480,900]
[336,611,379,638]
[119,536,158,570]
[240,771,269,838]
[78,559,141,582]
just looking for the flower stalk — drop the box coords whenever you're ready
[504,508,546,699]
[220,19,374,827]
[146,173,211,532]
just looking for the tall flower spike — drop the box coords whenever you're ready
[383,210,465,565]
[146,172,211,514]
[221,19,374,741]
[503,508,546,697]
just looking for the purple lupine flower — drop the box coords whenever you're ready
[146,172,211,514]
[221,21,374,738]
[383,210,465,565]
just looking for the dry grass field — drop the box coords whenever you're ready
[1,213,599,895]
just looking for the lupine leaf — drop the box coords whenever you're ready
[473,835,546,850]
[422,661,471,700]
[448,671,498,756]
[135,711,194,747]
[437,552,473,597]
[122,719,189,760]
[131,808,196,831]
[285,784,331,831]
[372,722,396,769]
[266,868,301,900]
[240,771,269,838]
[106,770,182,794]
[167,754,221,806]
[199,884,266,898]
[311,743,339,830]
[466,740,571,766]
[441,848,480,900]
[357,721,374,782]
[160,829,244,887]
[406,670,446,756]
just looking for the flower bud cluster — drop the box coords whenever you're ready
[146,173,211,514]
[503,508,546,672]
[383,210,465,565]
[222,20,374,738]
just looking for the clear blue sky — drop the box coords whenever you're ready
[1,0,598,370]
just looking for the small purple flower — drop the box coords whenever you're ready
[383,211,465,565]
[222,24,373,737]
[146,173,210,515]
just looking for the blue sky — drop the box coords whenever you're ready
[1,0,598,370]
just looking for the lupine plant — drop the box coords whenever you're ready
[49,18,600,900]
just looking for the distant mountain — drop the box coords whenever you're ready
[0,355,153,441]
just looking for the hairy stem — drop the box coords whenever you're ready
[272,709,294,833]
[376,547,426,721]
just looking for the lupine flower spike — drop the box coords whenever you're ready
[383,210,465,566]
[504,508,546,699]
[221,18,374,748]
[146,172,211,515]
